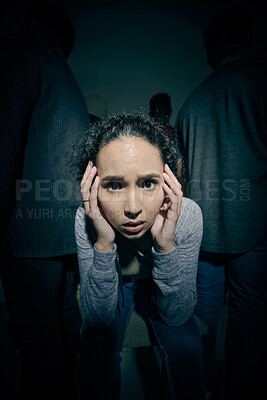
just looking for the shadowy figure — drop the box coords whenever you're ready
[0,1,89,399]
[176,7,267,400]
[149,93,174,140]
[85,93,108,123]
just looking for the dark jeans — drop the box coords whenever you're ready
[1,250,82,400]
[194,245,267,400]
[80,279,204,400]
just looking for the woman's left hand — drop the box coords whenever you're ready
[151,164,183,253]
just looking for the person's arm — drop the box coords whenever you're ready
[75,206,119,327]
[152,198,203,327]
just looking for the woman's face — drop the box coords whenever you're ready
[97,137,165,239]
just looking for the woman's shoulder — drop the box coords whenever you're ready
[175,197,203,241]
[180,197,202,218]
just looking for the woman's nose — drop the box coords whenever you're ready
[124,209,142,219]
[124,189,142,219]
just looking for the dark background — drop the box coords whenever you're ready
[1,0,266,124]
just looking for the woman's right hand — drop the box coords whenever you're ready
[81,161,115,252]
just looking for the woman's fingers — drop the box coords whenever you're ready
[80,163,115,246]
[89,176,100,213]
[163,173,182,200]
[163,182,178,210]
[81,165,97,201]
[164,164,182,192]
[163,164,183,216]
[80,162,102,220]
[81,160,93,186]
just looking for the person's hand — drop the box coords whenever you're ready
[81,161,115,252]
[150,164,183,253]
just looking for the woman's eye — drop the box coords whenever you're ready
[106,182,122,191]
[141,179,157,189]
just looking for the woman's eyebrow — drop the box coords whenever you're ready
[101,175,124,181]
[138,174,161,180]
[101,173,161,182]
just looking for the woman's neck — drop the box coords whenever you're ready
[117,230,153,255]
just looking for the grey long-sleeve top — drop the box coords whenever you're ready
[75,197,203,328]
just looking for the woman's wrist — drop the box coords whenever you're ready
[154,242,176,254]
[95,240,114,253]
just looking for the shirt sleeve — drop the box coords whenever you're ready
[152,198,203,326]
[75,206,119,327]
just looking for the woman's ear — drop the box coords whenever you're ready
[161,191,167,206]
[161,195,171,210]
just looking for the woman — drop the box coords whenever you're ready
[74,114,204,399]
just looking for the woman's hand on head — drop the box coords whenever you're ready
[81,161,115,252]
[150,164,183,253]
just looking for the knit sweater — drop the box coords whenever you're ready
[176,59,267,253]
[75,197,203,328]
[0,35,89,257]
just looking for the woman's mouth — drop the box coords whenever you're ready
[122,221,145,233]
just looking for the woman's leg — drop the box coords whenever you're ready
[79,282,136,400]
[136,282,204,400]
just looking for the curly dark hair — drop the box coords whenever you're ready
[71,113,184,183]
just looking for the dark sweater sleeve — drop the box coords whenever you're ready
[75,206,119,327]
[0,42,42,242]
[152,198,203,326]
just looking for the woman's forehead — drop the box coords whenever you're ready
[97,137,163,174]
